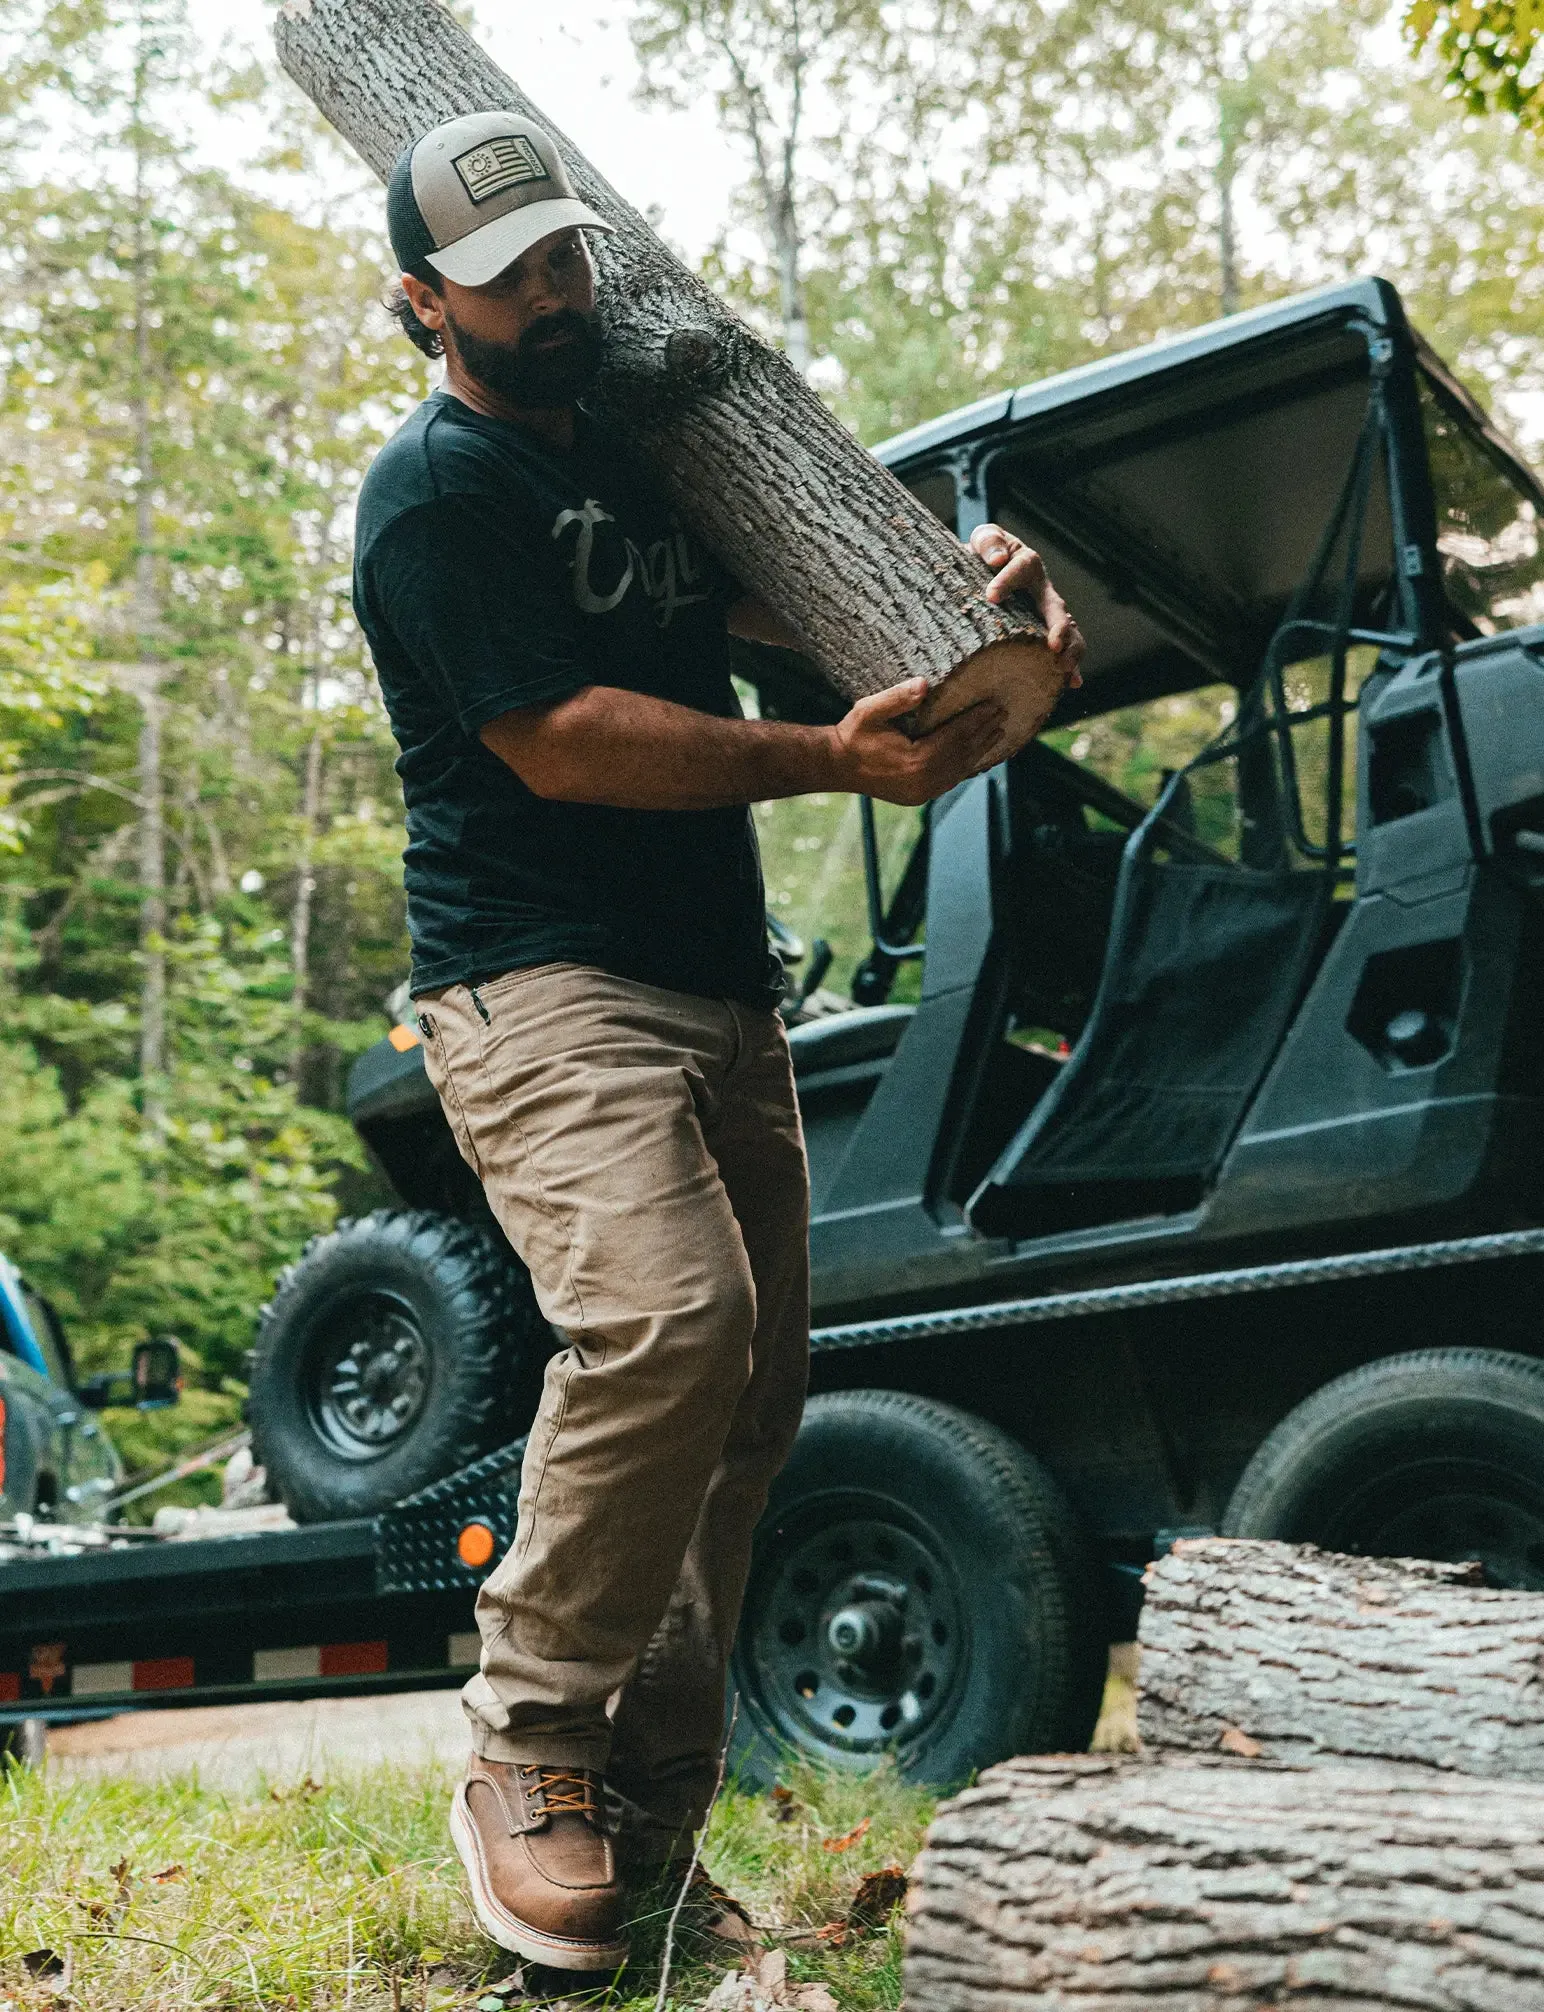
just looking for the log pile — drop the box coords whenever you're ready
[274,0,1069,753]
[906,1538,1544,2011]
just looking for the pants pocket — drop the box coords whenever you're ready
[420,1014,485,1179]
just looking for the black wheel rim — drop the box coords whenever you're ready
[304,1292,432,1461]
[1316,1457,1544,1590]
[735,1493,965,1764]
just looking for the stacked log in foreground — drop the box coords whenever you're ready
[911,1754,1544,2012]
[1140,1538,1544,1779]
[274,0,1066,753]
[906,1539,1544,2011]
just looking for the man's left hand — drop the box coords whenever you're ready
[971,524,1085,689]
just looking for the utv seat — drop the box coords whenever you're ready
[787,1004,914,1079]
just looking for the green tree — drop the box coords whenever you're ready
[1406,0,1544,122]
[0,4,425,1413]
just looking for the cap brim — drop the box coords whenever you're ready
[425,198,615,288]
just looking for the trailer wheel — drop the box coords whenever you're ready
[249,1210,549,1524]
[1224,1348,1544,1589]
[728,1390,1106,1790]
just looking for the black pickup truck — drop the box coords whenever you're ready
[10,276,1544,1787]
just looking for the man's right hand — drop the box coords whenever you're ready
[829,679,1007,806]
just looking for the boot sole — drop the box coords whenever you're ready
[450,1785,631,1973]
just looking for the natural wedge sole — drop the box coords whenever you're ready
[450,1785,631,1972]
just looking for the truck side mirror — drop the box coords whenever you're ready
[132,1337,181,1410]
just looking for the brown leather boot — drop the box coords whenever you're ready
[450,1757,630,1970]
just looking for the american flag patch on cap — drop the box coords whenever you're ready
[453,134,549,204]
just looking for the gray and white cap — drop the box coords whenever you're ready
[388,111,614,289]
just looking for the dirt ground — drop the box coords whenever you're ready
[44,1686,468,1787]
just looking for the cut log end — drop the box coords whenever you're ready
[913,635,1069,760]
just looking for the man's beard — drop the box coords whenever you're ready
[445,305,604,408]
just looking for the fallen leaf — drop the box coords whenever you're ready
[755,1948,788,2001]
[813,1922,849,1950]
[821,1816,871,1853]
[770,1785,799,1823]
[21,1952,62,1979]
[702,1973,773,2012]
[789,1989,838,2012]
[1219,1725,1263,1759]
[848,1864,908,1930]
[109,1855,132,1898]
[151,1864,185,1885]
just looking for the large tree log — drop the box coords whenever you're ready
[906,1754,1544,2012]
[274,0,1068,752]
[1138,1538,1544,1782]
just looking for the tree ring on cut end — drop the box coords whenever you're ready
[912,635,1068,762]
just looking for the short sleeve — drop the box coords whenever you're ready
[362,494,586,733]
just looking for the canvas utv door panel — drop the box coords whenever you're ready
[969,859,1330,1236]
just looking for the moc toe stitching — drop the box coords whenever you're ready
[517,1833,615,1894]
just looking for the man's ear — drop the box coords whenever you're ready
[400,271,447,333]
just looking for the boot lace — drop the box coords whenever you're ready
[519,1766,601,1820]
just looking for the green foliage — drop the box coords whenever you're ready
[1406,0,1544,122]
[681,0,1544,447]
[0,2,414,1456]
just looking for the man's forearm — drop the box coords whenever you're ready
[481,685,844,811]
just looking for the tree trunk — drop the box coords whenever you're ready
[906,1753,1544,2012]
[1137,1537,1544,1782]
[273,0,1066,755]
[290,710,323,1072]
[131,53,166,1116]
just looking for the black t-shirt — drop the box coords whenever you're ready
[353,390,782,1007]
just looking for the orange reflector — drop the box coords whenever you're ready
[388,1023,421,1053]
[457,1522,497,1569]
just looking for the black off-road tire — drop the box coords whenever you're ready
[1224,1347,1544,1589]
[249,1210,549,1524]
[728,1390,1107,1790]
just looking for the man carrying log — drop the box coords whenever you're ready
[353,109,1084,1973]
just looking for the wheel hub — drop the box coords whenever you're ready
[308,1296,431,1458]
[741,1511,963,1757]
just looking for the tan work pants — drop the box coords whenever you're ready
[418,963,810,1858]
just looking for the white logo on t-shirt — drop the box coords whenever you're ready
[552,499,711,628]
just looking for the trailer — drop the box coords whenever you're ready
[7,1224,1544,1765]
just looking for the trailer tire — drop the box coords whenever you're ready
[728,1390,1106,1791]
[1224,1347,1544,1589]
[249,1210,549,1524]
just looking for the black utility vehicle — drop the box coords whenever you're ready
[247,277,1544,1785]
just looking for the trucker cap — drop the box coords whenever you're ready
[388,111,614,289]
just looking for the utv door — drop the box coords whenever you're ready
[968,309,1428,1241]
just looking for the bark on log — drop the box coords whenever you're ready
[1138,1538,1544,1782]
[273,0,1068,753]
[906,1753,1544,2011]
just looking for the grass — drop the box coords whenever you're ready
[0,1755,934,2012]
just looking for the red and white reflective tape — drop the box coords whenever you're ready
[72,1657,195,1696]
[253,1641,388,1681]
